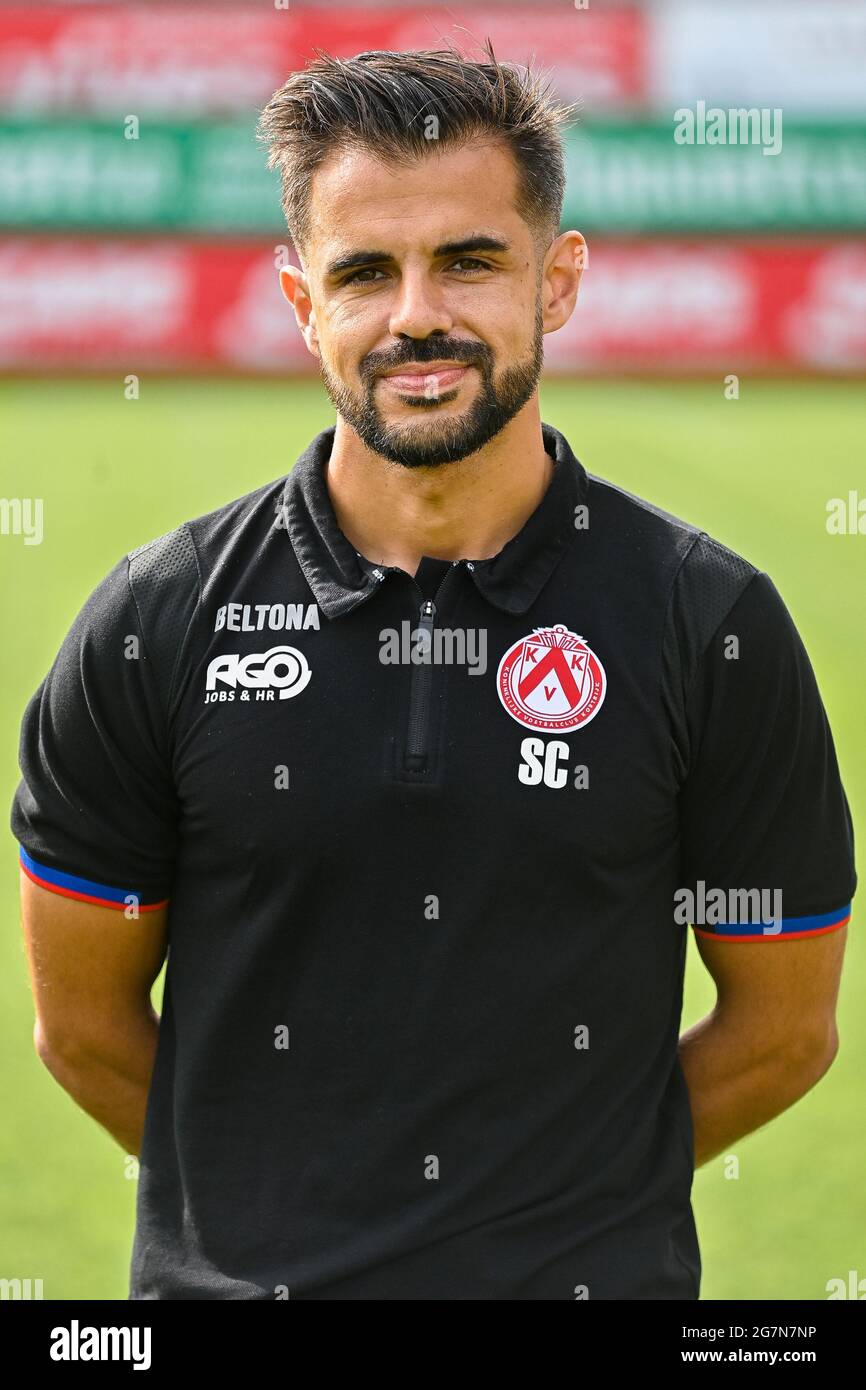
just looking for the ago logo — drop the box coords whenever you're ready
[205,645,311,703]
[496,624,606,733]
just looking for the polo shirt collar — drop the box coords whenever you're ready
[276,421,587,618]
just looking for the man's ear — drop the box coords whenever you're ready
[540,230,587,337]
[279,264,319,359]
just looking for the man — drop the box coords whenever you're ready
[12,45,856,1300]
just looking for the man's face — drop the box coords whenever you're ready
[291,141,549,468]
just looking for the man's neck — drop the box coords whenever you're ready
[324,402,554,575]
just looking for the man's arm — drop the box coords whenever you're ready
[679,925,847,1168]
[21,870,169,1158]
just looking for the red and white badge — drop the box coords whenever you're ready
[496,624,606,732]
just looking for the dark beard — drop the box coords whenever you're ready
[316,302,545,469]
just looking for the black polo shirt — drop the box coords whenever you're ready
[11,422,856,1300]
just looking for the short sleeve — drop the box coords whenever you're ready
[10,554,179,912]
[677,569,856,941]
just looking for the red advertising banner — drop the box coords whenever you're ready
[1,238,864,373]
[0,5,645,115]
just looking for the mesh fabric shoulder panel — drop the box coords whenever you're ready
[128,524,201,725]
[661,533,759,784]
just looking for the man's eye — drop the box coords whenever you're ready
[449,258,490,274]
[344,267,385,286]
[343,258,491,286]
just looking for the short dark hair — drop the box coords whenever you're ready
[255,38,578,265]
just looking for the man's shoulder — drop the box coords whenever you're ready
[126,472,288,592]
[585,469,761,601]
[585,470,701,540]
[120,474,290,704]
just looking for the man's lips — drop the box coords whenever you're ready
[379,364,473,393]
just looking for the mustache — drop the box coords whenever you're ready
[362,341,491,379]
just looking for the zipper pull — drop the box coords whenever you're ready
[415,599,436,658]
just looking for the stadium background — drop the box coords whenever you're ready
[0,0,863,1300]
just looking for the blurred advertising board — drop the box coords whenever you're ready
[0,4,645,115]
[650,0,866,116]
[2,119,865,233]
[1,238,864,373]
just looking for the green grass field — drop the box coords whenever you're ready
[1,377,863,1300]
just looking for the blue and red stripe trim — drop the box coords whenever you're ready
[692,903,851,942]
[18,846,169,912]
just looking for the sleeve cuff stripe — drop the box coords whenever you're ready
[693,904,851,941]
[18,847,169,913]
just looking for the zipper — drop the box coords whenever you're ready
[403,560,465,773]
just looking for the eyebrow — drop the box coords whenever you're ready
[324,235,511,280]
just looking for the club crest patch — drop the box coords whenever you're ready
[496,624,606,732]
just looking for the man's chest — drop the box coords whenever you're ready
[170,573,681,883]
